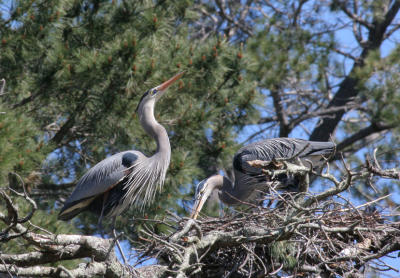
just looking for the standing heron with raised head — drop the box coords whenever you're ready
[58,72,184,261]
[191,138,335,219]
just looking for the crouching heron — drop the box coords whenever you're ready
[191,138,335,219]
[58,72,184,261]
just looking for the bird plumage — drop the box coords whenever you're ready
[115,151,170,216]
[58,151,138,220]
[58,72,183,221]
[233,138,335,174]
[191,138,336,219]
[231,138,335,198]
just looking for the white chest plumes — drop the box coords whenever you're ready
[110,152,170,217]
[58,72,183,223]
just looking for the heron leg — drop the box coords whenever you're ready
[98,194,108,238]
[112,216,128,265]
[98,216,104,238]
[219,202,225,218]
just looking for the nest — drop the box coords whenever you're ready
[132,158,400,277]
[134,196,399,278]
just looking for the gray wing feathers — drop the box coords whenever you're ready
[232,138,335,197]
[64,151,140,205]
[234,138,335,174]
[292,139,336,157]
[246,138,334,160]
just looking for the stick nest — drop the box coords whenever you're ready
[136,197,400,277]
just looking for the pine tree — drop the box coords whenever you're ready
[1,1,400,276]
[0,0,257,236]
[0,97,80,261]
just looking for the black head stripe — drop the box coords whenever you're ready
[135,90,149,112]
[122,152,138,168]
[195,179,207,196]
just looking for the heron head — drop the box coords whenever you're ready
[191,175,223,219]
[135,71,185,113]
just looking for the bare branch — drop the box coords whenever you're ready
[270,87,290,136]
[2,153,400,277]
[310,1,400,142]
[336,122,395,152]
[0,79,5,96]
[129,155,400,277]
[366,152,400,180]
[336,1,374,29]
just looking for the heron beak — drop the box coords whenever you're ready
[156,71,185,92]
[190,192,208,219]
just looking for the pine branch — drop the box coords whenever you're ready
[310,1,400,141]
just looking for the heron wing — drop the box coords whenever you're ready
[229,138,335,200]
[58,150,143,220]
[233,138,335,175]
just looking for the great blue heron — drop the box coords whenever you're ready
[58,72,184,227]
[191,138,335,219]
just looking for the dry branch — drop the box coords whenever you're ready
[0,186,139,278]
[136,199,399,277]
[1,154,400,278]
[131,156,400,277]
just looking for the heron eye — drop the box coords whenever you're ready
[152,89,158,95]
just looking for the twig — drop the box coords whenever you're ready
[0,79,5,96]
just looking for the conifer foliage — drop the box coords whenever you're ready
[1,0,400,277]
[1,0,256,235]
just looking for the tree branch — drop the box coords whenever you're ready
[133,156,400,277]
[2,153,400,278]
[336,122,395,152]
[270,87,290,137]
[310,1,400,142]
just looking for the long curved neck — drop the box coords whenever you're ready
[209,175,242,206]
[140,103,171,157]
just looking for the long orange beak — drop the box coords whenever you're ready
[157,71,185,91]
[190,192,208,219]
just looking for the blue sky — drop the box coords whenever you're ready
[1,0,400,275]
